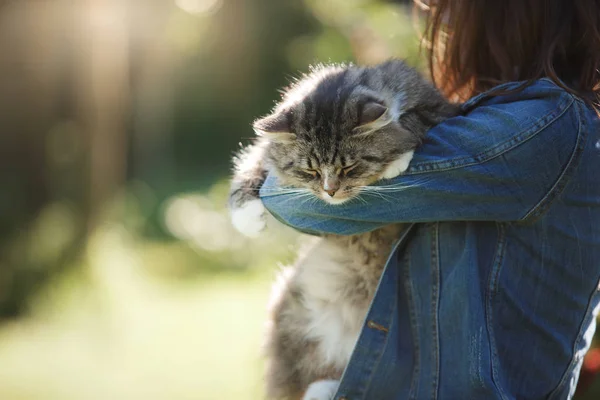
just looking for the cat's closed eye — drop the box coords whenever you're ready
[299,169,320,179]
[342,163,359,176]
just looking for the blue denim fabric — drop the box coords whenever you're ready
[259,78,600,399]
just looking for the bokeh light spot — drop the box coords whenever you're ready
[175,0,222,15]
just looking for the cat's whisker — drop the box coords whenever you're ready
[360,190,395,205]
[304,196,317,208]
[358,179,433,192]
[360,185,400,201]
[259,188,312,194]
[356,195,369,205]
[365,190,391,200]
[237,183,309,191]
[252,186,307,191]
[281,192,314,199]
[370,178,436,189]
[276,191,317,207]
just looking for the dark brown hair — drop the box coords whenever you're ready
[418,0,600,106]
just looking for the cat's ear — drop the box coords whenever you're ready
[359,101,388,126]
[253,111,296,143]
[353,100,392,136]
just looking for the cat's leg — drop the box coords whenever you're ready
[229,141,269,237]
[264,282,317,399]
[230,198,266,238]
[381,150,414,179]
[302,380,340,400]
[265,267,343,400]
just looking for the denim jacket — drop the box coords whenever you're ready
[259,78,600,400]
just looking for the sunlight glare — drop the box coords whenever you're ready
[175,0,222,15]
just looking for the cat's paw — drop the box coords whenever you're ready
[302,380,340,400]
[231,199,266,238]
[381,150,414,179]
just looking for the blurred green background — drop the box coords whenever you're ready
[0,0,598,399]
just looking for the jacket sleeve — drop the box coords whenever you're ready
[259,90,580,236]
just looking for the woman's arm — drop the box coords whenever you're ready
[260,87,580,236]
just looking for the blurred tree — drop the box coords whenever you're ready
[0,0,85,318]
[0,0,322,317]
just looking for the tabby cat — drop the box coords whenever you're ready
[229,60,458,400]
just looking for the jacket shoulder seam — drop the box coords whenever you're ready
[405,94,574,175]
[520,99,584,221]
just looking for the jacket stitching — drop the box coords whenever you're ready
[403,244,421,400]
[430,223,441,400]
[404,95,573,175]
[521,99,585,222]
[485,223,510,400]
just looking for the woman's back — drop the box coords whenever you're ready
[260,77,600,399]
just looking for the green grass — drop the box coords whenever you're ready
[0,226,275,400]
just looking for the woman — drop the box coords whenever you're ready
[259,0,600,399]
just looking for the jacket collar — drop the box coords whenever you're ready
[460,78,557,112]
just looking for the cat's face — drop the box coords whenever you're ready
[253,62,454,205]
[268,133,394,205]
[256,93,419,205]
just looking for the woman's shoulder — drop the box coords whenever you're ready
[461,78,579,113]
[407,79,581,174]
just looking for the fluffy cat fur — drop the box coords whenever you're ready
[229,60,458,400]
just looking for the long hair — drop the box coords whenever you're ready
[418,0,600,107]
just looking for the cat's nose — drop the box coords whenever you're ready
[322,178,340,197]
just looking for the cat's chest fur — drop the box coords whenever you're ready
[290,225,403,368]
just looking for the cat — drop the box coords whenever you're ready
[228,59,458,400]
